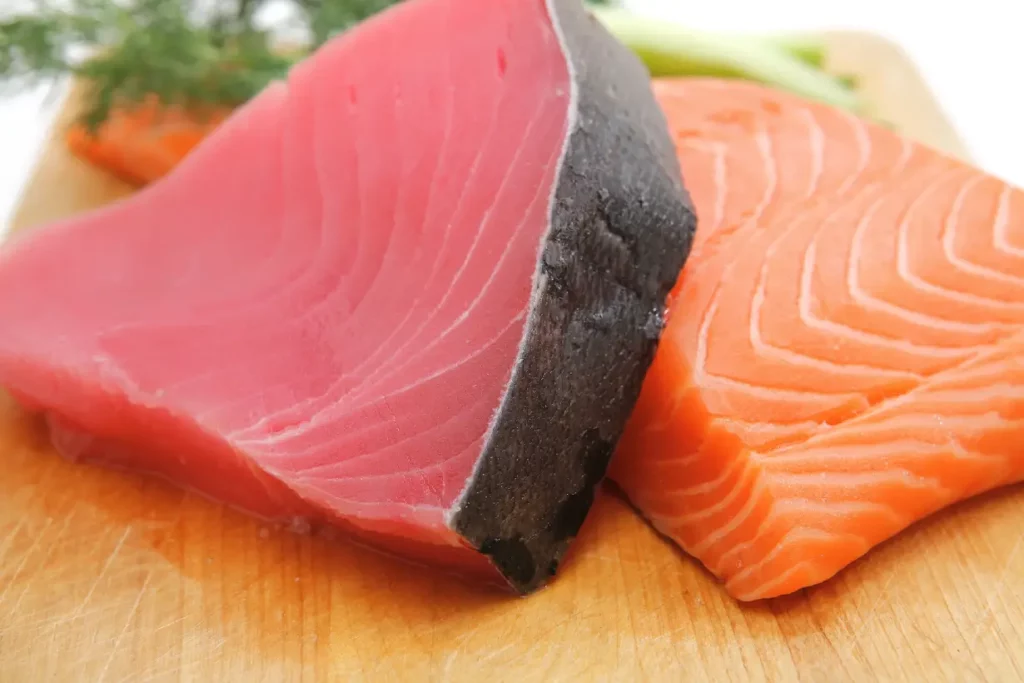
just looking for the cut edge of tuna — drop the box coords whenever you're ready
[0,0,695,595]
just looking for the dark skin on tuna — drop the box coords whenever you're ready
[450,0,695,591]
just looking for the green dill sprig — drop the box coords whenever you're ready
[1,0,860,133]
[0,0,394,129]
[300,0,407,45]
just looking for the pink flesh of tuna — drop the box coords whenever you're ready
[0,0,697,591]
[0,0,570,580]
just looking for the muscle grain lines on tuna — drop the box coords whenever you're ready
[0,0,696,594]
[229,63,562,443]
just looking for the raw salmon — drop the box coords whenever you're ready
[65,97,230,187]
[0,0,695,593]
[611,78,1024,601]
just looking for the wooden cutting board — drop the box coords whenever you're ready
[2,32,1020,682]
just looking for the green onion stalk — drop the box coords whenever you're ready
[590,7,861,112]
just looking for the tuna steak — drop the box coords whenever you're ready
[0,0,695,592]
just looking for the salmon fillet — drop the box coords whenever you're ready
[610,78,1024,601]
[66,97,230,187]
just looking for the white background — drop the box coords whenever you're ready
[0,0,1022,235]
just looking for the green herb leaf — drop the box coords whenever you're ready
[0,0,405,127]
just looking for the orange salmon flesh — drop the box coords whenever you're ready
[610,78,1024,601]
[66,97,230,187]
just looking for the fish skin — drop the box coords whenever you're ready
[610,77,1024,601]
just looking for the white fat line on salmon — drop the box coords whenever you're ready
[676,139,728,232]
[943,176,1024,287]
[753,215,929,377]
[700,502,782,571]
[993,183,1024,257]
[726,527,861,580]
[734,185,934,377]
[834,109,874,197]
[664,450,747,500]
[729,557,836,602]
[847,177,1006,335]
[711,501,903,581]
[762,340,1024,449]
[893,136,916,177]
[695,289,881,399]
[799,107,825,199]
[690,204,919,406]
[650,461,759,533]
[711,145,728,232]
[763,438,994,467]
[767,468,950,495]
[445,0,581,528]
[751,131,778,227]
[910,383,1024,404]
[773,497,905,522]
[687,474,771,556]
[897,168,1024,309]
[717,418,832,451]
[801,230,972,359]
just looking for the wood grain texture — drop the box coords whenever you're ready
[1,32,1016,682]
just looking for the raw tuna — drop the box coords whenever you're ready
[0,0,695,592]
